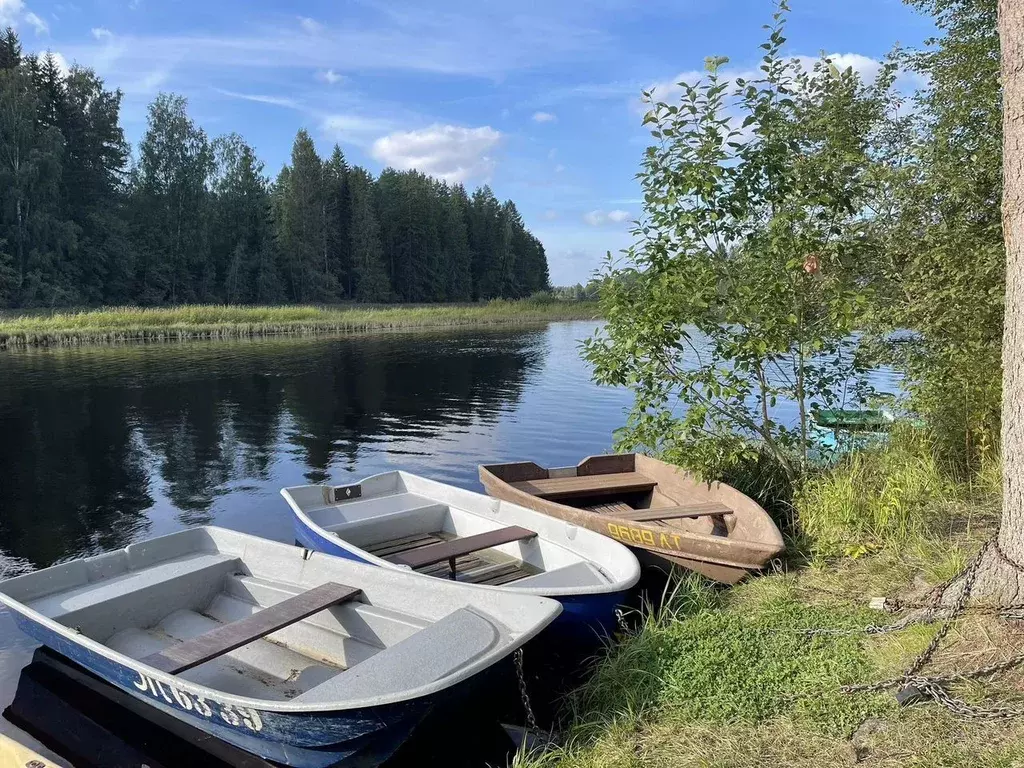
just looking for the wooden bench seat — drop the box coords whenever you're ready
[387,526,537,570]
[510,472,656,500]
[142,582,362,674]
[618,502,733,522]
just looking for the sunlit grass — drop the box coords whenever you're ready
[0,300,601,348]
[794,427,999,559]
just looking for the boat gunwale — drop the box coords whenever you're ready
[282,470,640,598]
[0,526,561,715]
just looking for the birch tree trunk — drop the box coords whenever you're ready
[962,0,1024,604]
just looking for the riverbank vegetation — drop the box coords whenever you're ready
[543,0,1022,765]
[520,435,1021,768]
[0,30,548,309]
[0,299,599,348]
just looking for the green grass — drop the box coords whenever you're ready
[795,428,999,559]
[0,299,601,349]
[553,576,892,742]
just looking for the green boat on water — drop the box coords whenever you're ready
[812,408,896,432]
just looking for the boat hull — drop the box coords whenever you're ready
[8,609,434,768]
[293,516,626,639]
[479,454,785,584]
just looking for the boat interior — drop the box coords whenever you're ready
[485,455,736,536]
[286,476,614,590]
[0,529,535,707]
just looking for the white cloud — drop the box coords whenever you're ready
[532,111,557,123]
[298,16,323,35]
[91,27,113,40]
[45,51,69,75]
[0,0,24,27]
[644,52,898,112]
[214,88,299,109]
[583,209,631,226]
[321,114,395,146]
[57,2,610,82]
[23,10,46,34]
[793,52,883,83]
[135,69,169,94]
[542,210,559,221]
[316,68,344,85]
[554,163,565,173]
[547,148,557,160]
[372,124,502,183]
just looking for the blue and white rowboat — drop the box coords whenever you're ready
[281,472,641,638]
[0,527,561,767]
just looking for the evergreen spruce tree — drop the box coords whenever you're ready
[278,130,333,302]
[348,167,391,302]
[323,145,351,298]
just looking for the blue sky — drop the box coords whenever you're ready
[2,0,934,285]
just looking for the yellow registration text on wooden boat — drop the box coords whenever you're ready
[606,523,682,551]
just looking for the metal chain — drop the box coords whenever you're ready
[842,541,989,695]
[512,648,539,732]
[837,535,1024,719]
[615,607,629,634]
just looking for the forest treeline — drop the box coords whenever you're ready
[0,28,550,308]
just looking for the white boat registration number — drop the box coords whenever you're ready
[132,671,264,732]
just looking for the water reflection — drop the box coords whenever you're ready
[0,327,562,567]
[0,322,902,570]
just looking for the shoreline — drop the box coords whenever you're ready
[0,301,601,350]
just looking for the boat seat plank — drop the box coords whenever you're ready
[141,582,362,675]
[485,567,533,587]
[510,472,655,500]
[386,526,537,570]
[619,502,733,522]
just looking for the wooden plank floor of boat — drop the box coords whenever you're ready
[585,500,635,515]
[365,532,539,586]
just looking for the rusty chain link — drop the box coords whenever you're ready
[833,536,1024,719]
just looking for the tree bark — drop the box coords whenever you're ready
[962,0,1024,605]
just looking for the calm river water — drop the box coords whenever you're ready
[0,321,632,571]
[0,320,902,571]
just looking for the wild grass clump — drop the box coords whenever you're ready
[795,428,974,558]
[560,576,890,744]
[0,300,601,349]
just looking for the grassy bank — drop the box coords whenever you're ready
[522,437,1024,768]
[0,300,601,349]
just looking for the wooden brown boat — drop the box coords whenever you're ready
[479,454,785,584]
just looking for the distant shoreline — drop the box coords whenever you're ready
[0,301,602,350]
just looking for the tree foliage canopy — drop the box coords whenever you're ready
[584,6,894,481]
[0,28,550,308]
